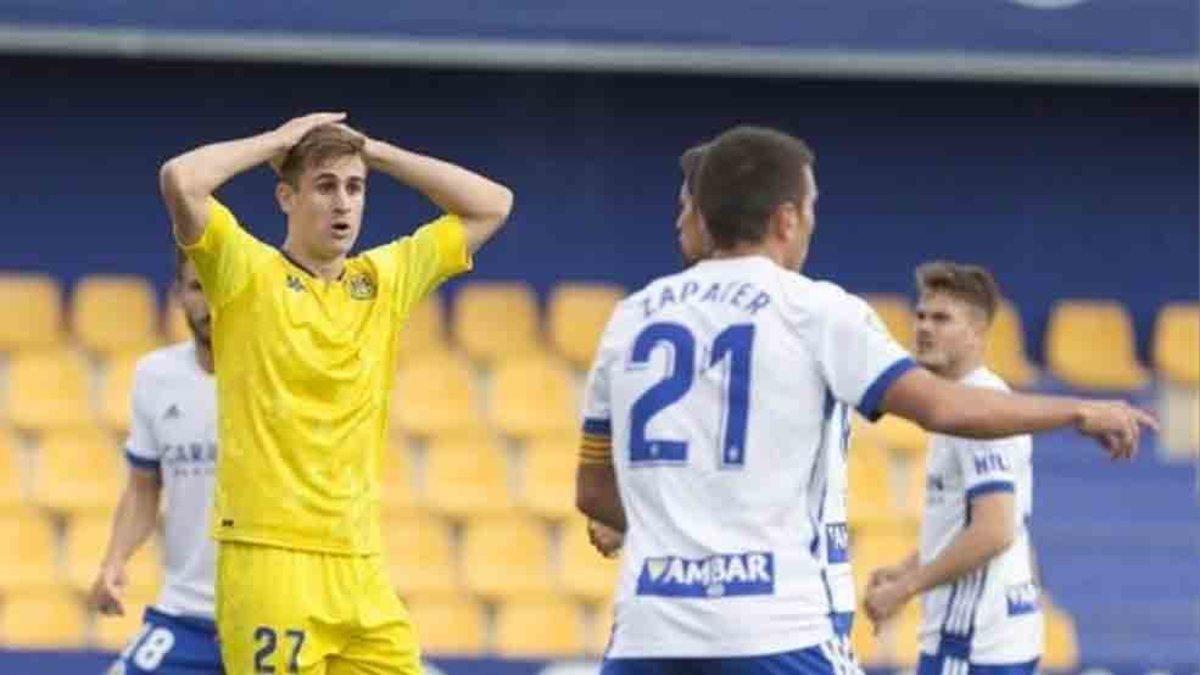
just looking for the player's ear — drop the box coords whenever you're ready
[275,181,294,215]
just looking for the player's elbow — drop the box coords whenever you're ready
[484,185,515,230]
[159,157,195,201]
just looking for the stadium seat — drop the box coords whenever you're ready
[846,440,894,529]
[493,597,586,657]
[0,431,24,510]
[0,273,64,352]
[547,283,624,369]
[0,588,85,648]
[863,294,914,349]
[381,514,459,597]
[489,355,578,439]
[889,603,922,667]
[862,413,928,459]
[452,282,541,364]
[585,598,615,657]
[422,436,512,519]
[64,513,161,594]
[6,349,94,431]
[396,296,450,363]
[1042,601,1080,669]
[391,355,481,438]
[0,509,59,592]
[850,527,916,591]
[99,352,140,434]
[1047,300,1149,390]
[461,514,554,600]
[92,585,158,650]
[1153,302,1200,385]
[380,442,418,516]
[519,434,580,521]
[382,519,455,594]
[32,428,122,516]
[559,519,619,602]
[163,295,191,344]
[405,596,485,655]
[849,610,881,665]
[984,300,1038,388]
[72,275,159,356]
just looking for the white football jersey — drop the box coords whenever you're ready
[582,256,913,658]
[918,367,1041,664]
[125,341,218,619]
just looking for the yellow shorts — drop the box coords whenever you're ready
[216,542,421,675]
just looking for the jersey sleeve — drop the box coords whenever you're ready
[953,435,1022,502]
[818,291,917,421]
[124,361,161,472]
[367,213,473,319]
[178,198,275,309]
[579,306,621,466]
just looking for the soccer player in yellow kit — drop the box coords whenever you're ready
[158,112,513,674]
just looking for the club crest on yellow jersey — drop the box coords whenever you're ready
[347,273,377,300]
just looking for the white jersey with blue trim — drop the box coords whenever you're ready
[918,367,1042,664]
[582,256,913,658]
[813,399,856,636]
[125,341,217,619]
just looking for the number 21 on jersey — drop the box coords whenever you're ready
[628,322,754,468]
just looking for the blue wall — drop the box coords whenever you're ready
[0,57,1195,360]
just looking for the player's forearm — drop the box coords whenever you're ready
[576,464,627,533]
[160,131,287,203]
[908,521,1012,597]
[100,483,160,568]
[364,140,513,235]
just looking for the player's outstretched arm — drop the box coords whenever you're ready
[159,112,347,245]
[357,133,514,254]
[864,493,1015,627]
[88,468,162,616]
[880,368,1157,459]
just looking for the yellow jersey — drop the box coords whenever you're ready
[183,199,471,554]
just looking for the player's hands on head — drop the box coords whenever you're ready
[1075,399,1158,460]
[587,519,624,558]
[269,112,349,174]
[89,562,128,616]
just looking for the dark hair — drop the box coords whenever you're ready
[679,141,710,197]
[915,260,1001,323]
[695,126,814,249]
[277,124,366,187]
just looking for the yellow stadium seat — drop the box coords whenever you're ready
[0,431,24,510]
[64,513,161,594]
[422,436,512,519]
[92,585,159,650]
[1,588,85,648]
[864,294,914,350]
[888,602,922,667]
[381,443,419,516]
[0,273,64,351]
[857,413,928,459]
[493,597,585,657]
[1042,601,1080,669]
[984,300,1038,389]
[1047,300,1149,390]
[452,282,541,364]
[489,356,578,439]
[547,283,624,369]
[32,428,122,516]
[846,441,893,529]
[391,355,481,438]
[99,352,141,434]
[1154,302,1200,385]
[405,596,485,655]
[396,296,450,363]
[6,349,95,432]
[461,515,554,600]
[559,519,619,602]
[72,275,159,356]
[0,509,59,592]
[381,514,459,597]
[849,608,881,665]
[519,434,580,521]
[163,295,191,344]
[585,598,615,657]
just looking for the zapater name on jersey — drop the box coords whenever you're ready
[583,256,916,659]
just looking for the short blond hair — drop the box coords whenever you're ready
[277,125,365,186]
[915,261,1001,323]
